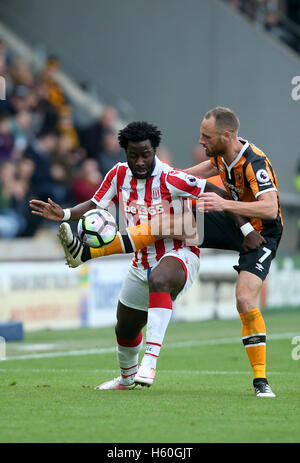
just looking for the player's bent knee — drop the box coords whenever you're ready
[148,273,173,293]
[236,293,256,313]
[115,323,143,341]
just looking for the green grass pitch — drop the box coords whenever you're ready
[1,309,300,443]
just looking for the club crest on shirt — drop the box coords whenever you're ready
[231,190,239,201]
[152,187,161,200]
[256,169,270,184]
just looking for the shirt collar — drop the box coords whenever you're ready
[222,137,249,172]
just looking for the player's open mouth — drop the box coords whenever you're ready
[135,169,147,175]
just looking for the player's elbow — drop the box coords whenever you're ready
[266,204,278,220]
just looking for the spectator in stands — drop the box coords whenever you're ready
[0,114,14,161]
[50,161,72,207]
[0,160,27,237]
[223,0,300,53]
[97,130,126,176]
[78,105,119,158]
[17,157,35,185]
[264,9,296,48]
[9,84,32,114]
[24,128,59,201]
[55,133,86,169]
[56,105,80,150]
[39,56,66,109]
[71,158,103,203]
[10,109,33,157]
[9,57,34,89]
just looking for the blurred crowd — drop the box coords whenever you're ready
[0,40,131,238]
[0,39,176,239]
[223,0,300,52]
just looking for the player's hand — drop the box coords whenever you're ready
[29,197,64,221]
[197,193,227,212]
[242,230,266,252]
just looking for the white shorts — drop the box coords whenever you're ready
[119,248,201,311]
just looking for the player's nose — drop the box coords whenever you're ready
[136,157,146,167]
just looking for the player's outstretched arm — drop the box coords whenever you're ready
[185,160,218,178]
[29,198,95,221]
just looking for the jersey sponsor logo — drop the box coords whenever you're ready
[256,169,270,184]
[223,180,244,194]
[124,202,164,215]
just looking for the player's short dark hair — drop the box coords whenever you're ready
[118,121,162,150]
[204,107,240,134]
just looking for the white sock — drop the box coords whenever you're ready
[116,332,143,385]
[142,292,173,370]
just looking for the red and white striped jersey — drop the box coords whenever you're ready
[92,156,206,269]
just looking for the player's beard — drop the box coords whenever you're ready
[205,145,225,158]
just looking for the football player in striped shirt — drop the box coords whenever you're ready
[29,122,219,390]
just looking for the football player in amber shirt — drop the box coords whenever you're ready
[186,107,283,397]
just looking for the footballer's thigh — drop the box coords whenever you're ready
[148,256,187,299]
[150,248,201,300]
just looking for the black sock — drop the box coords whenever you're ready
[81,245,91,262]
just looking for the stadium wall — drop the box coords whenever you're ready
[1,253,299,332]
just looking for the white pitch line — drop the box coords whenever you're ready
[2,331,299,362]
[0,368,299,376]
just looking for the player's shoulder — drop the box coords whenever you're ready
[106,161,129,176]
[165,167,199,183]
[245,141,270,164]
[243,142,276,184]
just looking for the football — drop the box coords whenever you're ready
[77,209,117,248]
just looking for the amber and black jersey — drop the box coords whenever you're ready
[210,138,283,235]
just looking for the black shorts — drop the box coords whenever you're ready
[197,211,282,281]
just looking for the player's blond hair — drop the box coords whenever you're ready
[204,107,240,135]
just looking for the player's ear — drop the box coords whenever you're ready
[221,130,231,143]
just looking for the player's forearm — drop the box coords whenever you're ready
[223,199,278,220]
[185,160,217,178]
[68,200,96,220]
